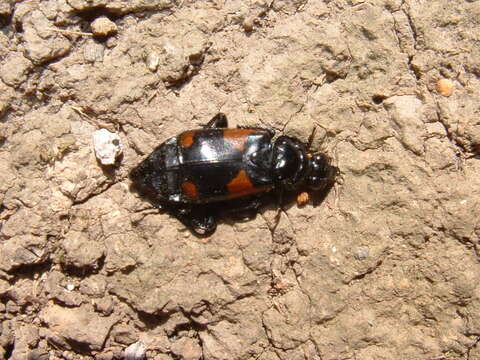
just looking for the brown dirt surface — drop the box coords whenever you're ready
[1,1,480,359]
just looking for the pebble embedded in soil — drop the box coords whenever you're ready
[146,51,160,72]
[242,16,255,32]
[93,129,123,165]
[296,191,310,206]
[436,78,455,97]
[171,337,202,360]
[354,247,370,260]
[91,16,118,37]
[0,2,12,17]
[124,340,146,360]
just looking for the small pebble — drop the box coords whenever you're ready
[91,16,117,37]
[296,192,310,206]
[0,3,12,17]
[124,341,146,360]
[146,51,160,72]
[66,284,75,291]
[242,16,255,32]
[436,78,454,97]
[354,247,369,260]
[6,300,19,314]
[84,41,105,63]
[93,129,123,165]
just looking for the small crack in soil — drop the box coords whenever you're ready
[466,336,480,360]
[400,6,422,82]
[71,179,120,206]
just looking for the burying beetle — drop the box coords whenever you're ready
[130,113,337,236]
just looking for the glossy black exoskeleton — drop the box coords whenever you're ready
[130,113,337,236]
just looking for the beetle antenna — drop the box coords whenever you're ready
[307,126,317,151]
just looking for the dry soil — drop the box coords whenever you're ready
[0,0,480,359]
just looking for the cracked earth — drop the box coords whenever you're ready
[1,0,480,359]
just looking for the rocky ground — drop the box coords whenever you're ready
[0,0,479,359]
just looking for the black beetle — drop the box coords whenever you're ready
[130,113,337,236]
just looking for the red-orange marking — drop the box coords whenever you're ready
[182,181,198,200]
[224,129,256,151]
[226,170,265,198]
[180,131,195,148]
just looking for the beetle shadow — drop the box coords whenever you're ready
[310,180,337,208]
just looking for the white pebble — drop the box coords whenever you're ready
[146,51,160,72]
[124,340,146,360]
[66,283,75,291]
[93,129,122,165]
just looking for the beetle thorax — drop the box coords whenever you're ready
[272,137,308,186]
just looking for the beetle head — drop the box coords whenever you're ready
[306,154,336,191]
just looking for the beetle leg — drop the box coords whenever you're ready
[224,197,263,220]
[203,113,228,128]
[272,187,285,230]
[171,206,217,237]
[190,213,217,236]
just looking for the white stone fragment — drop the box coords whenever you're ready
[124,340,146,360]
[92,129,122,165]
[146,51,160,72]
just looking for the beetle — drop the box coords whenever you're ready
[130,113,337,236]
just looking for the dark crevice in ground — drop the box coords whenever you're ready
[136,309,171,331]
[60,254,106,278]
[349,258,385,283]
[323,69,347,84]
[169,316,208,339]
[400,7,422,82]
[0,12,12,29]
[4,341,14,359]
[64,337,94,355]
[8,260,53,282]
[372,94,387,105]
[407,55,421,81]
[165,57,209,92]
[70,5,125,22]
[466,335,480,360]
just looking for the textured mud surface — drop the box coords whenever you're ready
[1,0,480,359]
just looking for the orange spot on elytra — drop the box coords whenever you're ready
[180,131,195,148]
[227,170,255,196]
[182,181,198,199]
[224,129,256,151]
